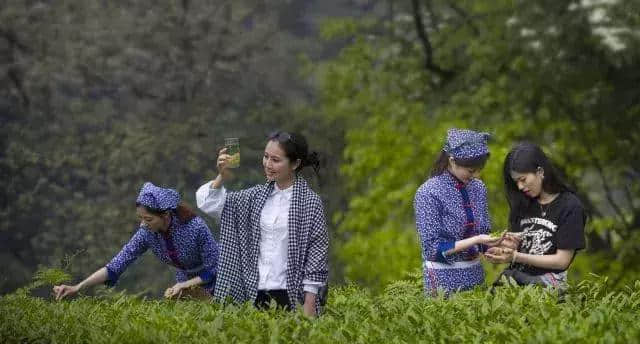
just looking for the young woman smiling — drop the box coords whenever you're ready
[196,131,328,316]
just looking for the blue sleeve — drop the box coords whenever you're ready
[197,222,219,284]
[104,228,150,286]
[414,187,454,264]
[476,183,491,254]
[435,241,455,263]
[479,183,491,235]
[104,266,119,287]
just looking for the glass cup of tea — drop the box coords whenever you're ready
[224,137,240,168]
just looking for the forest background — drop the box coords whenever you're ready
[2,0,639,296]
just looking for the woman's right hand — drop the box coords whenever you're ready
[474,234,503,246]
[53,284,80,301]
[212,147,232,188]
[216,147,231,174]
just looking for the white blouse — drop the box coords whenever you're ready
[196,181,321,294]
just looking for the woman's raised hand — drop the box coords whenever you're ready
[216,147,231,174]
[212,147,233,188]
[52,284,80,301]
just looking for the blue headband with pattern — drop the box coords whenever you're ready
[443,128,490,160]
[136,182,180,211]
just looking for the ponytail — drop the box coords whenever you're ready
[139,202,197,223]
[175,202,197,223]
[304,151,321,176]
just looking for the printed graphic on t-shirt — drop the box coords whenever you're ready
[519,217,557,256]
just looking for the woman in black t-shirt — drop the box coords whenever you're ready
[485,142,586,290]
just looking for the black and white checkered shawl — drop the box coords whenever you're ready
[213,175,329,310]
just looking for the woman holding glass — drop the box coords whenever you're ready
[414,128,501,296]
[196,131,328,316]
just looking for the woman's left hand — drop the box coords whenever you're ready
[484,247,515,264]
[164,282,186,299]
[303,292,317,318]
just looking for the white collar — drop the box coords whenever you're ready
[270,183,293,200]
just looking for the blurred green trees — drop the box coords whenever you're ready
[310,0,640,289]
[0,0,347,294]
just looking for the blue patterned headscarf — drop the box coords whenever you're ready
[443,128,490,160]
[136,182,180,211]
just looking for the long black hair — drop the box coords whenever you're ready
[267,130,321,177]
[503,142,572,227]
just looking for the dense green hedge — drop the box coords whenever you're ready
[2,272,639,343]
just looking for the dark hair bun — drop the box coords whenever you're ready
[304,151,321,175]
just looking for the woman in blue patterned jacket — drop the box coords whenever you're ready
[53,182,219,300]
[414,128,501,296]
[196,131,328,317]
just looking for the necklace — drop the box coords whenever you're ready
[538,193,559,217]
[539,202,550,217]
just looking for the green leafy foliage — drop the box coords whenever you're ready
[2,276,639,343]
[32,268,73,288]
[309,0,640,290]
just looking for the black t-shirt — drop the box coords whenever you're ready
[511,192,586,275]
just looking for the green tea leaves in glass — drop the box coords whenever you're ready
[225,137,240,168]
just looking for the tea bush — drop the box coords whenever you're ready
[1,272,638,343]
